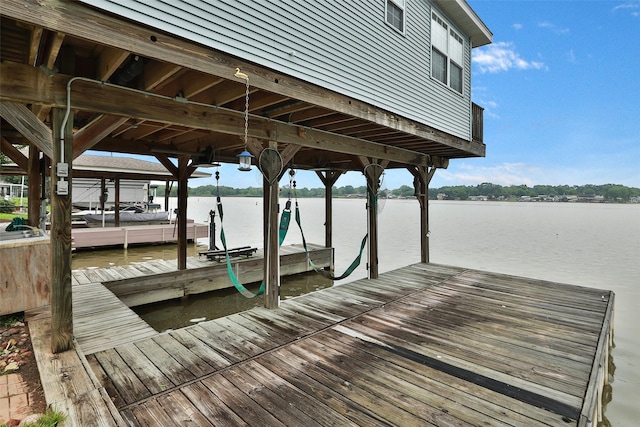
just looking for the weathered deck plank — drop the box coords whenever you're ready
[39,263,612,426]
[95,243,331,307]
[70,280,158,355]
[68,244,331,355]
[25,317,127,427]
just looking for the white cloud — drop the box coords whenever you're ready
[437,162,542,187]
[612,2,640,16]
[566,49,576,64]
[512,23,523,30]
[472,42,546,73]
[432,161,640,188]
[538,21,570,35]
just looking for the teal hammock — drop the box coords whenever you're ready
[218,192,368,297]
[216,196,291,298]
[293,200,368,281]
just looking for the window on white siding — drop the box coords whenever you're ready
[431,11,464,94]
[386,0,405,33]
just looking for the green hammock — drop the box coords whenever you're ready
[293,201,368,281]
[216,197,291,298]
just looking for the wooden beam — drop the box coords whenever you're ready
[0,0,482,156]
[246,138,265,159]
[72,115,129,158]
[141,60,182,91]
[279,144,301,169]
[27,26,44,66]
[288,107,334,123]
[0,64,432,167]
[43,31,65,70]
[153,153,178,177]
[31,104,50,122]
[0,137,28,170]
[0,101,53,159]
[263,101,310,118]
[50,108,73,353]
[182,71,224,99]
[96,47,130,81]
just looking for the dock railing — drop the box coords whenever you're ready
[472,102,484,143]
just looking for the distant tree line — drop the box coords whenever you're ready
[156,182,640,203]
[426,183,640,202]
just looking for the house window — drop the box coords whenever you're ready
[386,0,405,33]
[431,11,464,94]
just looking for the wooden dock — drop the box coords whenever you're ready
[27,263,614,427]
[71,221,208,249]
[75,243,332,308]
[64,243,331,354]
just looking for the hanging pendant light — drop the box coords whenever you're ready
[237,149,253,171]
[235,67,253,171]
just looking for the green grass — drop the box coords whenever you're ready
[0,212,28,221]
[0,408,67,427]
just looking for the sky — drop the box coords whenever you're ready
[105,1,640,190]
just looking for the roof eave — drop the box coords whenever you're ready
[433,0,493,48]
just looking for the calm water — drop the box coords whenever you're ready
[72,198,640,425]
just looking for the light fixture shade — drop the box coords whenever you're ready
[237,149,254,171]
[190,146,220,167]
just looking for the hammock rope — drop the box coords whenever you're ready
[215,151,289,298]
[289,172,368,281]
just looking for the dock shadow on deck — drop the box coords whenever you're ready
[29,263,614,426]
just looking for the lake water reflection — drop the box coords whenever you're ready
[72,198,640,425]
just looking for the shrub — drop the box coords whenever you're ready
[0,198,15,213]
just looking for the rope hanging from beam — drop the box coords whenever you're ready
[287,169,368,281]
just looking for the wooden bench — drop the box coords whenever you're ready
[199,246,257,262]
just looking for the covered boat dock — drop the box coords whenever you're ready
[0,1,614,426]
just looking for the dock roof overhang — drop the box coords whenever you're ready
[0,0,484,174]
[0,153,211,182]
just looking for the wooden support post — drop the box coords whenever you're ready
[177,156,189,270]
[261,142,286,309]
[264,176,280,309]
[366,175,379,279]
[50,108,73,353]
[27,144,41,228]
[315,171,343,249]
[253,141,300,309]
[360,158,385,279]
[164,180,171,212]
[408,165,437,263]
[114,177,120,227]
[99,177,107,214]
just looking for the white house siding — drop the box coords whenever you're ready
[80,0,474,141]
